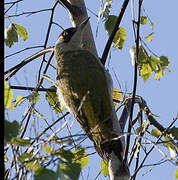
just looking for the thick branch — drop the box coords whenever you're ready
[58,0,98,57]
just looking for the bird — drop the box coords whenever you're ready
[54,17,130,180]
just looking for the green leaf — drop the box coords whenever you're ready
[11,137,31,146]
[59,162,81,180]
[151,22,154,26]
[155,70,162,80]
[160,56,169,66]
[4,81,13,109]
[25,160,39,171]
[72,148,88,168]
[105,16,126,49]
[140,64,152,82]
[147,33,152,42]
[137,46,149,65]
[100,159,109,177]
[150,56,161,72]
[46,86,58,106]
[27,92,40,104]
[140,16,147,25]
[150,129,162,138]
[113,27,126,49]
[14,24,27,40]
[43,144,53,154]
[4,155,8,162]
[46,86,65,113]
[58,149,74,164]
[4,23,18,47]
[4,120,20,143]
[105,15,117,35]
[18,152,32,162]
[174,169,178,179]
[34,167,57,180]
[15,95,23,106]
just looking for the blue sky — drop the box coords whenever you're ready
[5,0,178,179]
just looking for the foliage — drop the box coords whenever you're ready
[4,23,27,47]
[4,1,177,180]
[130,45,170,81]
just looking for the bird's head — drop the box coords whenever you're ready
[55,17,90,54]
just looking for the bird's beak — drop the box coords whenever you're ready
[77,17,90,31]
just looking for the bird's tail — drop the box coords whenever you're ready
[108,151,130,180]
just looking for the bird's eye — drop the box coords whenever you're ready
[63,31,68,37]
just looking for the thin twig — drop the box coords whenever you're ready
[10,85,56,92]
[123,0,143,163]
[5,46,44,59]
[4,47,54,81]
[6,9,51,18]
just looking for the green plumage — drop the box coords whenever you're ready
[55,50,122,160]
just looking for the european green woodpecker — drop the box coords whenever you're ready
[54,18,130,180]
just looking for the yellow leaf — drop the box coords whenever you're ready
[147,33,152,42]
[155,70,162,80]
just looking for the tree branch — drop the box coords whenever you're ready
[123,0,142,164]
[4,47,54,81]
[9,85,55,92]
[101,0,130,65]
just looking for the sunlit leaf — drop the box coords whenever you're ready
[150,129,162,138]
[14,24,27,40]
[34,167,58,180]
[25,160,39,171]
[4,155,8,162]
[105,15,126,49]
[4,120,20,143]
[147,33,152,42]
[46,86,58,106]
[100,159,109,177]
[174,169,178,179]
[150,56,161,72]
[15,96,23,106]
[43,144,53,154]
[112,88,121,105]
[4,81,13,109]
[140,16,147,25]
[151,22,154,26]
[72,148,88,168]
[46,86,66,113]
[113,27,126,49]
[140,64,152,82]
[155,70,162,80]
[4,23,18,47]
